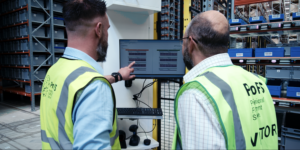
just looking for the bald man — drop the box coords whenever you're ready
[172,11,277,149]
[40,0,135,149]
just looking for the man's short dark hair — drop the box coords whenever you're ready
[187,15,229,57]
[63,0,107,31]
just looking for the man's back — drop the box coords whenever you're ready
[174,64,278,149]
[40,58,99,149]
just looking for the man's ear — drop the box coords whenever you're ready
[188,36,195,55]
[95,22,102,38]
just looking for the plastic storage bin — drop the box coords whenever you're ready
[48,41,65,52]
[10,55,15,65]
[25,82,43,93]
[33,26,46,37]
[14,41,20,52]
[290,47,300,57]
[55,55,62,63]
[47,28,64,39]
[15,55,21,65]
[249,16,267,24]
[54,17,64,25]
[32,40,47,52]
[34,68,47,80]
[266,66,292,79]
[54,43,65,52]
[15,68,21,79]
[292,12,300,20]
[33,54,46,65]
[21,69,30,80]
[31,0,44,8]
[293,66,300,79]
[47,1,63,12]
[19,0,28,7]
[19,25,28,37]
[21,68,47,80]
[53,2,63,12]
[286,81,300,98]
[255,47,285,57]
[12,0,18,9]
[269,14,284,22]
[13,12,19,24]
[228,48,253,57]
[31,11,44,23]
[19,10,28,22]
[12,26,20,38]
[21,55,30,66]
[229,19,247,25]
[20,40,29,51]
[280,111,300,150]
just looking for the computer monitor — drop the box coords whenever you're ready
[120,40,185,78]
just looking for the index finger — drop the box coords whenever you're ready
[128,61,136,68]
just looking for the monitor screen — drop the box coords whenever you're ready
[120,40,185,78]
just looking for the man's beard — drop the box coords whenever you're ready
[96,39,108,62]
[183,46,194,70]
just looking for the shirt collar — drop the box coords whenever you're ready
[63,47,104,74]
[183,53,233,82]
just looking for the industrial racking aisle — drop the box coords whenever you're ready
[0,0,67,111]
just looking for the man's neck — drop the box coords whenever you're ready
[67,37,97,61]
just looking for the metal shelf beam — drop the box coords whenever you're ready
[230,21,300,37]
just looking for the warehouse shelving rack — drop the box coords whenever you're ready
[160,0,183,40]
[229,14,300,107]
[0,0,66,111]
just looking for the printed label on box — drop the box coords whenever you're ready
[236,53,243,57]
[232,19,239,23]
[55,31,57,34]
[277,70,280,72]
[272,14,280,18]
[264,52,273,56]
[297,92,300,96]
[297,12,300,16]
[252,17,260,21]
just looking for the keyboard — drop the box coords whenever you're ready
[117,108,163,116]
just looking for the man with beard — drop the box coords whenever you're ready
[40,0,134,149]
[172,11,277,149]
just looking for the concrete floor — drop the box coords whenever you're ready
[0,97,41,149]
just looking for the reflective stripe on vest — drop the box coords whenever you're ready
[60,67,96,148]
[41,59,120,149]
[110,124,119,146]
[41,130,61,149]
[203,72,246,149]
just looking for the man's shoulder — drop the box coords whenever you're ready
[178,85,204,98]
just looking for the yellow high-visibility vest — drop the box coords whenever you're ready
[40,58,121,150]
[173,65,278,150]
